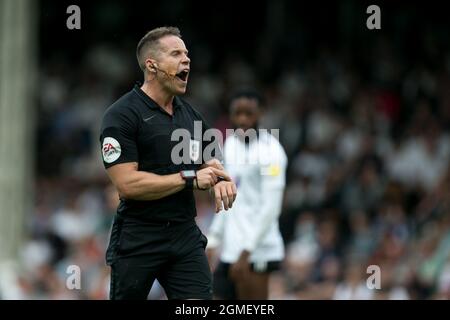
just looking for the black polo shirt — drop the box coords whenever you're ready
[100,84,219,223]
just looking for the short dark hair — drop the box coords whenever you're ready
[136,26,181,71]
[229,89,264,108]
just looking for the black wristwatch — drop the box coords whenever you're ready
[180,170,196,190]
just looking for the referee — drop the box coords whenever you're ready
[99,27,237,300]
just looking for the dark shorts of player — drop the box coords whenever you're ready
[213,260,281,300]
[107,214,212,300]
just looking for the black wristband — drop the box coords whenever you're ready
[185,177,194,190]
[180,170,196,190]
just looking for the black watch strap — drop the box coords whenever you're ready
[185,177,194,190]
[180,170,196,190]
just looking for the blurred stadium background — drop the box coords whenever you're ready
[0,0,449,299]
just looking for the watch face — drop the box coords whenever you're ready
[183,170,196,179]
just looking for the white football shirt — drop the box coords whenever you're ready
[207,130,287,263]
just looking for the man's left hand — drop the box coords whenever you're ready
[213,180,237,213]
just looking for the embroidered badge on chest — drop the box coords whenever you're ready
[189,139,200,162]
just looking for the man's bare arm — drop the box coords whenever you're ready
[106,162,186,201]
[106,162,231,201]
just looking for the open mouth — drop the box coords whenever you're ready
[175,70,189,82]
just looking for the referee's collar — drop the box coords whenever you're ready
[133,83,183,112]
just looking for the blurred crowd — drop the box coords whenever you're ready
[7,3,450,300]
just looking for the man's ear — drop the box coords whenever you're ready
[146,59,157,73]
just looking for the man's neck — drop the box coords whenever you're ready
[140,81,174,115]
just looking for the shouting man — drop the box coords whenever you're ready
[99,27,237,300]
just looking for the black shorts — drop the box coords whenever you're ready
[213,260,281,300]
[107,215,212,300]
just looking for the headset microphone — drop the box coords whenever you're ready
[152,63,177,78]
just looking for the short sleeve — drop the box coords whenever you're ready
[99,109,139,169]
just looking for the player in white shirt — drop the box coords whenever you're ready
[206,90,288,299]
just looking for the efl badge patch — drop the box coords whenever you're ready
[102,137,121,163]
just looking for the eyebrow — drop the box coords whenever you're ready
[169,48,189,54]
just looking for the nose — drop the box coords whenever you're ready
[182,53,190,64]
